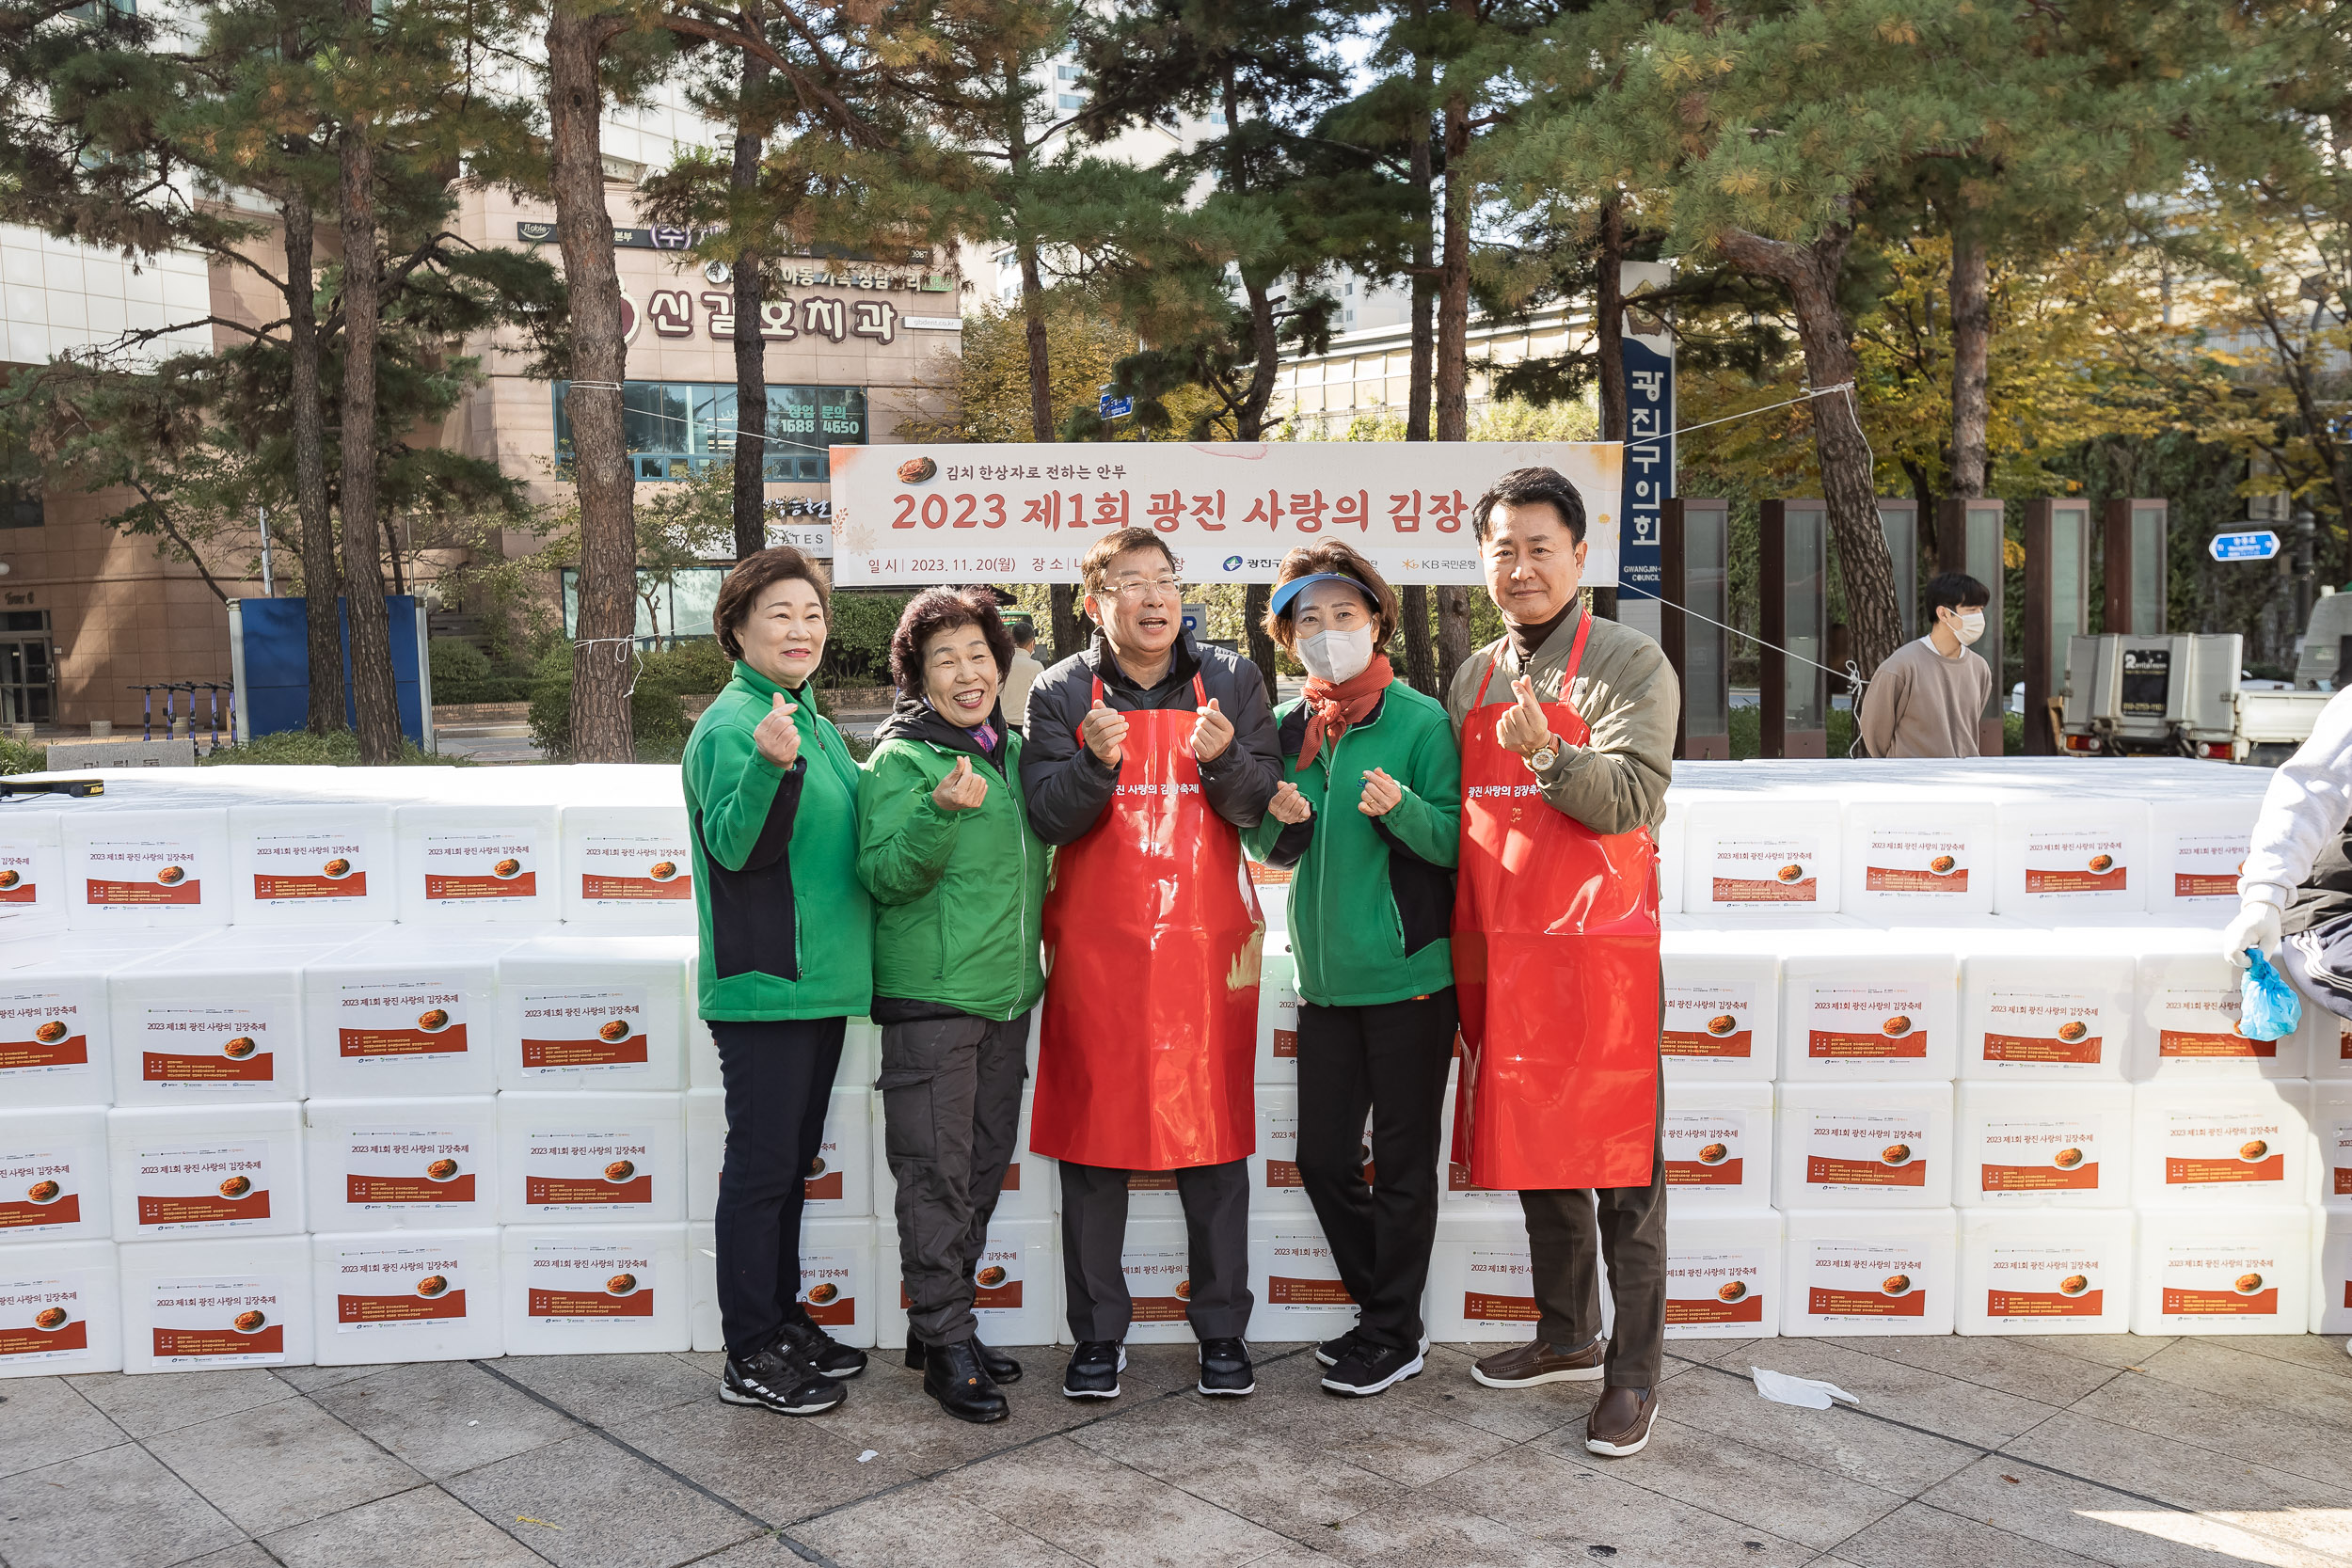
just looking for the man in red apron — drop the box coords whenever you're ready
[1020,527,1280,1401]
[1444,467,1679,1458]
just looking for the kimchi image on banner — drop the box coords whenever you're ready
[875,1214,1056,1348]
[1954,1083,2133,1208]
[301,1097,500,1233]
[310,1229,502,1365]
[1782,1208,1958,1338]
[2129,942,2310,1081]
[1661,1205,1781,1338]
[501,1224,689,1355]
[497,937,690,1091]
[1958,950,2134,1083]
[1992,799,2149,919]
[119,1234,315,1373]
[1661,1081,1774,1208]
[228,802,398,927]
[1957,1208,2133,1336]
[1660,929,1780,1083]
[0,1107,111,1243]
[1777,943,1959,1085]
[1679,799,1844,916]
[0,1240,122,1380]
[301,936,517,1101]
[2130,1083,2311,1207]
[496,1092,685,1225]
[393,803,559,925]
[107,1103,305,1240]
[2130,1208,2312,1336]
[1836,797,1995,920]
[558,805,696,926]
[64,808,232,930]
[1776,1084,1953,1211]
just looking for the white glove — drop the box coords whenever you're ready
[2222,901,2282,970]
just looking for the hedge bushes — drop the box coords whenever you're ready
[528,640,744,762]
[427,638,535,705]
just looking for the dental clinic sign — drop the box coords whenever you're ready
[828,442,1623,586]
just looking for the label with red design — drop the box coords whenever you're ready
[970,1238,1025,1312]
[1978,988,2106,1068]
[1663,981,1757,1061]
[1127,1170,1180,1192]
[1260,1101,1302,1188]
[1663,1110,1750,1187]
[0,1147,87,1232]
[1805,984,1930,1060]
[135,1003,287,1090]
[1261,1241,1354,1311]
[1709,837,1821,904]
[328,1243,469,1331]
[336,981,470,1062]
[2153,985,2265,1059]
[1803,1110,1931,1191]
[2171,833,2247,900]
[525,1242,657,1321]
[2157,1243,2285,1319]
[2021,832,2128,895]
[1804,1241,1930,1319]
[1248,861,1293,886]
[1665,1246,1770,1325]
[2162,1112,2289,1191]
[804,1126,847,1202]
[517,987,651,1074]
[1462,1246,1539,1322]
[1121,1245,1186,1322]
[519,1130,656,1210]
[1975,1116,2106,1196]
[341,1129,482,1209]
[578,834,693,902]
[131,1143,273,1231]
[0,1271,94,1364]
[2326,1118,2351,1197]
[420,832,538,902]
[1860,830,1972,894]
[249,832,370,902]
[1984,1244,2108,1319]
[82,836,205,907]
[0,834,52,906]
[799,1245,859,1326]
[0,987,92,1079]
[149,1275,288,1363]
[2340,1021,2352,1062]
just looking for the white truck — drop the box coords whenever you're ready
[2059,631,2330,765]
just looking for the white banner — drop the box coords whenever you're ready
[827,441,1623,586]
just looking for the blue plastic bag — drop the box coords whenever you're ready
[2239,948,2303,1041]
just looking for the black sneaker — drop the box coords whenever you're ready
[1321,1338,1426,1398]
[1063,1339,1125,1399]
[1315,1326,1366,1368]
[774,1317,866,1379]
[1197,1337,1255,1397]
[721,1347,846,1415]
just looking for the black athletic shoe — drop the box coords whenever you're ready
[1321,1339,1426,1398]
[720,1347,846,1416]
[1315,1327,1366,1368]
[1063,1339,1125,1399]
[1197,1337,1255,1397]
[924,1339,1009,1424]
[774,1317,866,1380]
[907,1328,1022,1384]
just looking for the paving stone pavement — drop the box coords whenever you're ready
[4,1334,2349,1568]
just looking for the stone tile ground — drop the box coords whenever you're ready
[4,1335,2348,1568]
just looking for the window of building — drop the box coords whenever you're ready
[0,483,41,529]
[1055,63,1080,80]
[1208,109,1227,126]
[1057,92,1083,110]
[559,566,725,646]
[551,381,866,482]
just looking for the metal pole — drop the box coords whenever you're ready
[258,506,275,595]
[2296,506,2318,634]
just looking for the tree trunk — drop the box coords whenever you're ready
[1234,281,1282,697]
[1430,74,1474,691]
[1948,223,1990,499]
[1397,51,1438,698]
[336,8,402,767]
[1591,196,1627,622]
[548,9,636,761]
[730,33,770,562]
[280,183,343,735]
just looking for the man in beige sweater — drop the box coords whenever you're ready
[1857,572,1995,757]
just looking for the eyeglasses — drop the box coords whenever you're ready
[1103,577,1181,601]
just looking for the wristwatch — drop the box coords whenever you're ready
[1524,737,1560,773]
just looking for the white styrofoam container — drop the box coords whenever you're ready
[393,802,560,925]
[1958,949,2135,1083]
[0,807,65,928]
[1775,1083,1954,1212]
[108,1102,305,1240]
[1660,934,1779,1083]
[2314,1209,2352,1336]
[697,1085,872,1227]
[64,808,233,930]
[2146,796,2258,925]
[1255,946,1300,1085]
[302,1097,500,1232]
[1661,1081,1774,1209]
[0,1239,120,1378]
[1423,1211,1541,1342]
[689,1219,721,1353]
[2130,1081,2311,1208]
[0,1106,112,1243]
[119,1234,314,1372]
[496,936,690,1091]
[1246,1084,1311,1214]
[1781,1208,1957,1338]
[1777,943,1958,1084]
[1953,1082,2132,1209]
[2301,1005,2352,1083]
[496,1091,685,1225]
[2130,1207,2312,1337]
[558,804,695,927]
[0,957,116,1111]
[1838,798,1996,921]
[690,1014,880,1095]
[107,939,321,1107]
[1664,1206,1781,1339]
[1655,805,1684,917]
[1957,1208,2133,1336]
[2131,941,2308,1082]
[311,1228,501,1364]
[1246,1215,1359,1346]
[501,1223,690,1355]
[1438,1091,1527,1212]
[1992,799,2149,920]
[230,802,400,926]
[301,937,514,1100]
[1680,798,1844,917]
[877,1213,1058,1348]
[2312,1083,2352,1211]
[993,1087,1055,1222]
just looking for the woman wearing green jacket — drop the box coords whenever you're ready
[683,546,873,1419]
[858,588,1049,1425]
[1244,541,1462,1401]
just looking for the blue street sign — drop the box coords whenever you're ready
[1099,389,1133,420]
[1617,333,1673,600]
[2209,530,2280,562]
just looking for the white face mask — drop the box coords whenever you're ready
[1950,609,1987,646]
[1298,625,1375,684]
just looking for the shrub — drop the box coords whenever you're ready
[426,638,499,705]
[528,644,691,762]
[201,730,469,766]
[0,735,46,776]
[641,638,731,697]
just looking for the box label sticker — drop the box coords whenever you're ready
[2154,985,2267,1059]
[133,1143,272,1230]
[331,1243,469,1331]
[1663,982,1756,1060]
[1122,1245,1187,1323]
[150,1276,286,1363]
[1710,837,1820,904]
[338,982,470,1061]
[521,1130,655,1209]
[342,1129,481,1208]
[83,838,204,906]
[1665,1247,1769,1325]
[2172,832,2246,900]
[579,835,692,902]
[1861,830,1972,894]
[421,832,538,901]
[1806,984,1930,1061]
[1263,1242,1353,1308]
[2162,1113,2287,1189]
[804,1127,846,1202]
[0,1148,85,1231]
[250,832,369,901]
[2022,832,2127,895]
[0,840,46,905]
[1463,1246,1538,1323]
[1984,1244,2107,1318]
[518,987,652,1073]
[1805,1241,1929,1319]
[2159,1245,2283,1317]
[526,1243,656,1320]
[1804,1111,1931,1190]
[0,990,88,1076]
[1663,1110,1749,1187]
[800,1249,858,1326]
[137,1003,285,1089]
[2327,1119,2351,1197]
[0,1272,92,1362]
[1977,1117,2105,1194]
[1979,989,2105,1067]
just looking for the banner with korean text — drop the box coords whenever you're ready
[828,442,1622,585]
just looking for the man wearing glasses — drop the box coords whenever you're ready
[1021,526,1281,1402]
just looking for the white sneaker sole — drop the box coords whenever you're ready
[1470,1362,1605,1389]
[1063,1347,1127,1400]
[719,1383,843,1416]
[1321,1351,1426,1398]
[1197,1379,1256,1397]
[1585,1420,1655,1457]
[1322,1334,1428,1369]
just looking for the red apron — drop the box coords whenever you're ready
[1032,673,1261,1169]
[1451,614,1661,1190]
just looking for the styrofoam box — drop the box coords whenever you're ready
[689,1219,721,1353]
[1954,1083,2132,1209]
[1258,881,1287,935]
[0,953,118,1111]
[1247,1084,1310,1214]
[120,1234,315,1373]
[2130,1207,2312,1337]
[1661,931,1780,1083]
[64,807,233,930]
[501,1223,690,1354]
[1664,1206,1781,1339]
[230,802,400,926]
[1992,799,2149,920]
[1957,1208,2133,1336]
[0,1239,121,1378]
[2314,1209,2352,1335]
[1247,1215,1359,1346]
[1438,1092,1526,1211]
[1958,948,2135,1082]
[558,804,695,927]
[2301,1006,2352,1083]
[0,807,64,928]
[0,1106,112,1243]
[303,1097,500,1232]
[497,936,689,1091]
[1256,945,1300,1085]
[108,1102,305,1241]
[311,1228,501,1364]
[695,1085,871,1226]
[1777,942,1959,1084]
[497,1091,685,1225]
[2128,938,2308,1082]
[1781,1208,1957,1337]
[2312,1083,2352,1210]
[2130,1081,2310,1208]
[1655,806,1684,917]
[1424,1211,1542,1342]
[1661,1081,1774,1209]
[1776,1084,1953,1211]
[1837,797,1996,921]
[1680,798,1844,918]
[303,935,518,1100]
[686,1011,879,1093]
[2146,796,2258,926]
[878,1213,1059,1348]
[393,802,560,925]
[108,929,359,1107]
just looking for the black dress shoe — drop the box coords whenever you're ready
[1063,1338,1125,1399]
[924,1339,1009,1424]
[774,1317,866,1379]
[1197,1337,1255,1397]
[720,1348,846,1416]
[906,1328,1022,1384]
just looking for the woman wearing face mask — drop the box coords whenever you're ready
[1245,543,1462,1399]
[1856,571,1996,757]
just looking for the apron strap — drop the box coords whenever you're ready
[1472,655,1500,708]
[1089,674,1104,708]
[1559,609,1594,690]
[1191,673,1209,708]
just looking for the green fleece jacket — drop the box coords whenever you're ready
[683,661,873,1021]
[1244,680,1462,1007]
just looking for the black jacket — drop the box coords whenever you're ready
[1018,628,1280,846]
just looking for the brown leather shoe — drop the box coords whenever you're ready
[1470,1337,1605,1388]
[1584,1386,1657,1456]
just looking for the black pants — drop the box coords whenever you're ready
[710,1017,845,1362]
[1520,1061,1666,1388]
[1058,1159,1251,1342]
[879,1010,1030,1346]
[1296,990,1456,1351]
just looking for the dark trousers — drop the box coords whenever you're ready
[1058,1158,1252,1342]
[1296,990,1456,1351]
[880,1010,1030,1346]
[1520,1062,1666,1388]
[709,1017,845,1362]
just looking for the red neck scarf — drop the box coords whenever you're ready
[1296,654,1394,770]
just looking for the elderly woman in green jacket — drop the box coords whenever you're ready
[858,587,1049,1425]
[683,546,873,1419]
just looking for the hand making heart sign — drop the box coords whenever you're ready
[932,755,989,812]
[753,690,802,769]
[1191,697,1234,762]
[1496,674,1554,760]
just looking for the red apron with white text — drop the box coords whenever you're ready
[1451,617,1660,1189]
[1031,673,1261,1169]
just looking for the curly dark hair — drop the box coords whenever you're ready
[888,588,1013,699]
[1262,541,1401,653]
[1471,466,1587,546]
[712,546,831,662]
